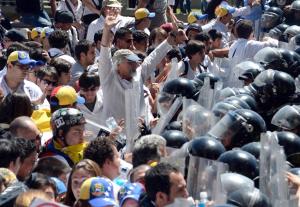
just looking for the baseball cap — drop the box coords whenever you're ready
[55,10,74,23]
[50,86,85,106]
[50,177,67,195]
[112,49,141,63]
[79,177,117,207]
[135,8,155,20]
[31,27,43,39]
[7,51,37,66]
[215,2,236,18]
[0,168,17,187]
[5,29,27,42]
[187,12,208,24]
[41,27,55,38]
[118,183,144,207]
[102,0,122,8]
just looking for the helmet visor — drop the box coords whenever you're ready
[271,105,300,130]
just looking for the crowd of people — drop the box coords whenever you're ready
[1,0,300,206]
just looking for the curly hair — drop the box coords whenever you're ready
[83,137,116,168]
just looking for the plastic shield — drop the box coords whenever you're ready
[197,77,216,109]
[225,61,244,88]
[124,81,141,152]
[152,97,183,135]
[180,98,213,139]
[187,156,228,202]
[85,119,111,141]
[259,132,289,206]
[220,173,255,195]
[271,105,300,130]
[166,58,179,83]
[161,151,186,176]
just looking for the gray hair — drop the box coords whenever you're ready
[132,134,167,168]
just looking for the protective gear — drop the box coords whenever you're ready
[253,47,285,70]
[218,149,259,179]
[227,188,272,207]
[291,0,300,11]
[236,61,264,85]
[217,87,251,102]
[261,7,283,31]
[212,97,251,122]
[241,142,261,159]
[51,108,86,140]
[268,23,289,39]
[208,109,266,149]
[278,49,300,77]
[235,94,258,111]
[289,167,300,176]
[250,69,295,105]
[283,25,300,40]
[289,34,300,51]
[220,172,255,195]
[162,78,196,99]
[165,121,182,131]
[275,131,300,156]
[161,130,189,148]
[271,105,300,132]
[188,136,225,160]
[194,72,221,89]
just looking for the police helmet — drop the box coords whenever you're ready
[188,136,225,160]
[161,130,189,148]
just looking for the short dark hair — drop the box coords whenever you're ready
[75,40,95,61]
[185,40,205,59]
[15,137,36,162]
[0,138,21,168]
[94,30,103,43]
[166,48,182,62]
[24,41,43,49]
[6,42,30,57]
[83,137,116,168]
[50,58,72,76]
[113,27,132,44]
[149,28,167,46]
[236,20,253,39]
[0,93,33,124]
[78,72,100,89]
[48,30,69,49]
[208,29,222,41]
[33,157,71,177]
[29,47,48,63]
[194,32,210,42]
[25,173,56,196]
[36,65,58,81]
[133,30,149,44]
[145,163,179,201]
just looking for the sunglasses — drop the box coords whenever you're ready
[42,79,58,86]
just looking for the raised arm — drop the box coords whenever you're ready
[82,0,101,15]
[98,9,119,82]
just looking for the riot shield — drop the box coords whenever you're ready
[165,58,179,83]
[152,97,183,135]
[187,156,228,202]
[180,98,213,139]
[161,150,186,176]
[259,132,290,206]
[124,81,141,152]
[220,173,255,195]
[197,77,222,110]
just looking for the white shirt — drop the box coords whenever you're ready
[98,39,172,121]
[57,0,83,22]
[77,90,106,140]
[177,59,203,80]
[86,15,135,42]
[229,38,278,66]
[0,76,43,102]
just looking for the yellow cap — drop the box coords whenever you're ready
[31,27,42,40]
[135,8,155,20]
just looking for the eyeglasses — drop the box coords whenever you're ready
[42,79,58,86]
[81,87,98,92]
